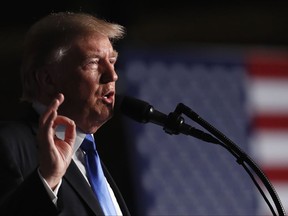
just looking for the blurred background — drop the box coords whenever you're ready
[1,0,288,215]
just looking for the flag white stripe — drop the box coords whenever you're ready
[247,78,288,114]
[250,130,288,167]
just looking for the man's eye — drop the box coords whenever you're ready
[110,58,117,65]
[87,59,99,65]
[89,59,99,65]
[83,59,99,70]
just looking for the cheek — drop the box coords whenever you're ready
[77,76,99,98]
[57,68,99,100]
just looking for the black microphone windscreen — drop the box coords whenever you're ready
[116,95,152,123]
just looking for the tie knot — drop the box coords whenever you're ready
[81,134,96,153]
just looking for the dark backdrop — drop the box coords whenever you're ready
[1,1,288,214]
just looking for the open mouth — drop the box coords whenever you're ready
[102,91,115,104]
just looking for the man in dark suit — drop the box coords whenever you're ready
[0,11,130,216]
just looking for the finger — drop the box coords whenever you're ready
[53,115,76,145]
[40,93,64,125]
[38,110,57,149]
[64,120,76,145]
[56,93,64,104]
[48,93,64,116]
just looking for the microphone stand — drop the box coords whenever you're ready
[163,102,286,216]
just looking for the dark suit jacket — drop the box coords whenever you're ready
[0,103,130,216]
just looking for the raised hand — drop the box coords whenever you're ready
[37,93,76,189]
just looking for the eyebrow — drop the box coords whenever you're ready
[91,50,118,59]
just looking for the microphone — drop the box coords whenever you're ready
[116,95,220,144]
[116,94,167,125]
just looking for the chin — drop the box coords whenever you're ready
[98,110,113,124]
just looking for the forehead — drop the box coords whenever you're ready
[71,33,116,57]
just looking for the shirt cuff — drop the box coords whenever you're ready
[37,168,62,206]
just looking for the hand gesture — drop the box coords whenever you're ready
[37,93,76,189]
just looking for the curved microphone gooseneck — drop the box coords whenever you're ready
[174,103,286,216]
[117,95,286,216]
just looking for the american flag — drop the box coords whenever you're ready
[119,46,288,215]
[246,50,288,215]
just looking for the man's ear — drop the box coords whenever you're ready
[35,68,56,95]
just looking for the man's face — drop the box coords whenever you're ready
[52,33,118,133]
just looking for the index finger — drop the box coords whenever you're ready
[40,93,64,125]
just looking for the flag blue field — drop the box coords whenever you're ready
[118,46,288,215]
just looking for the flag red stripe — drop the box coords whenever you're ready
[252,115,288,130]
[246,52,288,78]
[262,167,288,182]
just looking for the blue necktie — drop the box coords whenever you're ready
[81,134,117,215]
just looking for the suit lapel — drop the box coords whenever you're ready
[64,160,104,215]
